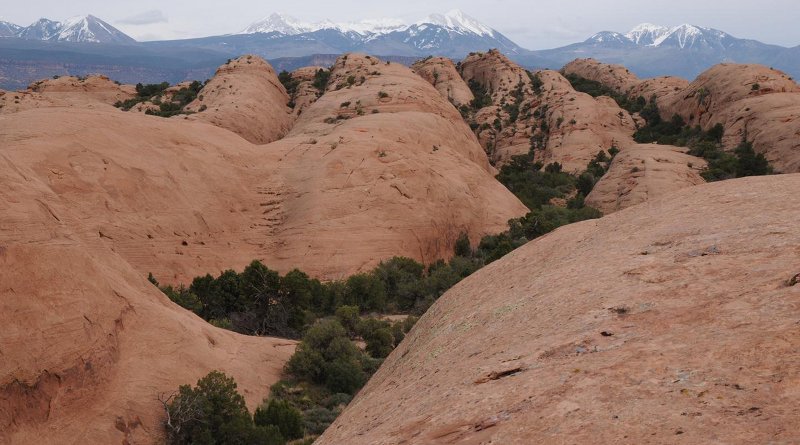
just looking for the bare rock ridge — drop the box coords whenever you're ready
[411,56,474,107]
[184,55,295,144]
[585,144,706,214]
[0,155,295,444]
[0,54,526,285]
[266,54,528,276]
[455,50,638,172]
[317,174,800,445]
[0,74,135,113]
[0,53,527,444]
[564,58,800,173]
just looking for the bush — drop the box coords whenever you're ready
[254,399,304,440]
[467,79,492,110]
[323,358,367,394]
[163,371,281,445]
[344,273,386,311]
[454,232,472,258]
[313,69,331,94]
[364,327,395,358]
[286,319,369,394]
[335,305,361,336]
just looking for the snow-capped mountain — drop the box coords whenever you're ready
[55,15,135,43]
[242,13,406,36]
[242,10,494,37]
[620,23,735,49]
[0,20,22,37]
[625,23,670,46]
[236,9,521,56]
[585,31,636,47]
[16,18,62,40]
[418,10,495,37]
[13,15,134,43]
[517,22,793,80]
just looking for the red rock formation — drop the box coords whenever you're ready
[317,174,800,445]
[183,55,295,144]
[412,56,474,107]
[586,144,706,214]
[563,59,800,173]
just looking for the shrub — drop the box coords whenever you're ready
[313,69,331,94]
[364,327,394,358]
[335,305,361,336]
[453,232,472,258]
[286,319,368,394]
[467,79,492,109]
[254,399,304,440]
[163,371,281,445]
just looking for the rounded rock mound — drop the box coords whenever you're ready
[317,174,800,445]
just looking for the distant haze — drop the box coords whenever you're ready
[3,0,799,48]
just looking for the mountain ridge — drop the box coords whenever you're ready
[0,14,798,89]
[6,14,134,43]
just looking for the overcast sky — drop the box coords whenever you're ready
[2,0,798,49]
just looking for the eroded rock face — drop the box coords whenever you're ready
[0,75,135,113]
[563,58,641,93]
[317,174,800,445]
[183,55,295,144]
[458,51,636,171]
[412,56,474,107]
[535,70,637,172]
[563,59,800,173]
[586,144,706,214]
[287,66,326,116]
[0,54,527,283]
[0,53,530,442]
[660,64,800,173]
[266,54,528,276]
[0,154,295,444]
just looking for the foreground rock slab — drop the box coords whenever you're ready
[318,174,800,445]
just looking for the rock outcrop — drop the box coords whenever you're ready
[534,70,637,172]
[0,53,530,443]
[660,64,800,172]
[264,54,528,276]
[459,51,637,171]
[317,174,800,445]
[0,153,295,444]
[0,54,527,282]
[184,55,295,144]
[563,59,800,173]
[411,56,474,107]
[586,144,706,214]
[0,75,134,113]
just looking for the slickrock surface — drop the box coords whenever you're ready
[563,58,641,93]
[264,54,528,277]
[0,53,529,444]
[412,56,474,107]
[287,66,326,116]
[0,155,295,444]
[563,58,689,100]
[183,55,295,144]
[0,54,526,283]
[563,59,800,173]
[0,75,134,113]
[459,51,636,171]
[586,144,706,214]
[535,70,637,172]
[660,64,800,173]
[318,174,800,445]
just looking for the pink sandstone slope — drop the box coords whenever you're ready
[318,173,800,445]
